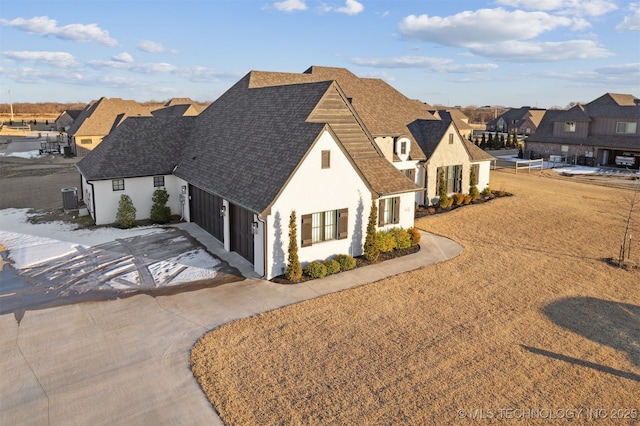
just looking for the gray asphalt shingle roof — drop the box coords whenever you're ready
[77,116,195,180]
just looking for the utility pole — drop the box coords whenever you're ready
[8,90,14,122]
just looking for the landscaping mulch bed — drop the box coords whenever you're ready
[271,244,421,285]
[415,191,512,218]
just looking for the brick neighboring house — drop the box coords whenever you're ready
[526,93,640,169]
[487,107,546,136]
[66,97,155,155]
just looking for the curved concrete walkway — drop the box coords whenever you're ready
[0,226,461,425]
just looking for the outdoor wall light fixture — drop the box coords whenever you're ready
[251,222,259,234]
[181,185,187,194]
[220,206,226,217]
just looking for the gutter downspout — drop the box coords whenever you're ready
[87,180,96,223]
[257,214,268,279]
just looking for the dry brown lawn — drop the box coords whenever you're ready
[191,170,640,425]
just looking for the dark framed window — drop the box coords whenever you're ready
[449,133,454,144]
[301,209,347,247]
[400,141,407,155]
[153,176,165,187]
[616,122,637,134]
[378,197,400,226]
[321,150,330,169]
[436,165,462,195]
[564,122,576,132]
[80,138,92,145]
[112,179,124,191]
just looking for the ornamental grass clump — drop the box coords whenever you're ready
[408,227,421,246]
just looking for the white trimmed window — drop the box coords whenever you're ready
[616,122,637,134]
[564,122,576,132]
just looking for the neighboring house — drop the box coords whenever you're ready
[66,97,155,154]
[77,73,419,279]
[526,93,640,169]
[247,66,490,205]
[408,119,494,205]
[54,110,82,132]
[151,98,201,117]
[487,107,546,136]
[430,109,486,139]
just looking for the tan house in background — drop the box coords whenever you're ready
[66,97,155,154]
[151,98,201,117]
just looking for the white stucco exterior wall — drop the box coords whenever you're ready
[264,130,373,279]
[474,161,491,191]
[82,174,184,225]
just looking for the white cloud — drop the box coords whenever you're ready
[2,50,77,68]
[335,0,364,15]
[351,56,497,73]
[0,16,117,46]
[495,0,617,16]
[273,0,307,12]
[399,9,572,44]
[470,40,613,61]
[112,52,134,63]
[137,40,176,53]
[398,8,615,62]
[87,59,178,74]
[594,62,640,75]
[616,3,640,31]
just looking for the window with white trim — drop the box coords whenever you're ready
[616,122,637,134]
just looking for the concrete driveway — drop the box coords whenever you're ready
[0,224,462,425]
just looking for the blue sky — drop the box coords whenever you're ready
[1,0,639,108]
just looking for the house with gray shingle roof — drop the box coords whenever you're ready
[66,97,155,154]
[54,109,82,132]
[526,93,640,168]
[248,66,493,205]
[77,72,419,279]
[487,106,546,136]
[151,98,201,117]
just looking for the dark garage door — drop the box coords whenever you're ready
[189,185,224,243]
[230,203,254,264]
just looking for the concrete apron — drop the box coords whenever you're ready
[0,229,461,425]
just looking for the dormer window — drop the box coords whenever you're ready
[564,122,576,132]
[400,141,407,155]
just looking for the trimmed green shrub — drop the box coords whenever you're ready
[377,230,397,253]
[364,200,380,262]
[389,228,412,250]
[438,169,451,208]
[323,259,341,275]
[285,210,302,281]
[150,188,171,224]
[469,168,480,199]
[408,227,421,246]
[335,254,356,271]
[305,261,327,279]
[116,194,136,228]
[481,186,492,197]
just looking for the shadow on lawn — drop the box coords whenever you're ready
[542,297,640,367]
